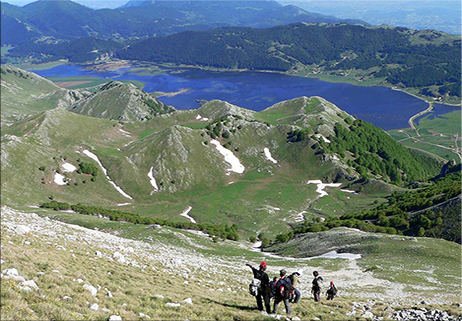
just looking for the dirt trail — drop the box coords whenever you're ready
[408,103,434,136]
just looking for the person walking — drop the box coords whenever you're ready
[326,281,337,300]
[288,271,301,303]
[273,269,292,315]
[311,271,323,302]
[246,262,271,314]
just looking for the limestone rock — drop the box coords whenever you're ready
[83,284,98,296]
[15,225,31,235]
[89,303,99,311]
[113,252,126,263]
[2,268,19,276]
[362,311,374,319]
[182,298,193,305]
[20,280,39,290]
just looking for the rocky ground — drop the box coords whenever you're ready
[1,206,461,320]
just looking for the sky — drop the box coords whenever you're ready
[5,0,460,9]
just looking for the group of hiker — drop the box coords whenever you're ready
[246,262,337,315]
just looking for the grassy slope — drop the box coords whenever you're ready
[265,228,462,303]
[2,207,461,321]
[0,65,78,125]
[1,96,390,237]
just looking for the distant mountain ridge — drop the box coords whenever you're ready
[117,23,461,100]
[0,0,366,45]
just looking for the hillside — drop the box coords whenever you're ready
[2,206,461,320]
[1,74,447,239]
[118,23,461,101]
[0,0,365,46]
[6,37,124,63]
[0,65,84,125]
[69,81,174,121]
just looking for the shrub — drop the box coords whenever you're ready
[78,162,99,176]
[261,238,270,247]
[38,166,46,171]
[417,227,425,237]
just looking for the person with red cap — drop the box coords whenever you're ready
[246,261,271,314]
[326,281,337,300]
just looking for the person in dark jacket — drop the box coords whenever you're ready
[273,269,292,315]
[246,262,271,313]
[326,281,337,300]
[311,270,323,302]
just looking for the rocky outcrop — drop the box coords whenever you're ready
[69,81,174,122]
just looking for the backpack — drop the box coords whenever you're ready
[327,285,337,296]
[277,278,293,300]
[249,278,261,297]
[288,274,294,285]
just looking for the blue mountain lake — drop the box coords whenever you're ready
[32,64,459,130]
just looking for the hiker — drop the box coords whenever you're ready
[273,269,292,315]
[288,271,301,303]
[246,262,271,314]
[269,276,279,299]
[326,281,337,300]
[311,270,323,302]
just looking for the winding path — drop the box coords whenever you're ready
[408,103,433,136]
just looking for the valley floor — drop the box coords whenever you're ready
[1,207,461,320]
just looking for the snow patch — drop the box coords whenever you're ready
[117,203,131,207]
[82,150,133,200]
[54,172,67,186]
[196,115,209,122]
[317,251,361,260]
[210,139,245,174]
[180,206,196,223]
[341,189,357,194]
[62,163,77,173]
[119,129,132,136]
[263,147,277,164]
[315,134,331,143]
[252,244,361,261]
[294,211,306,222]
[307,180,341,198]
[251,241,262,251]
[148,167,159,193]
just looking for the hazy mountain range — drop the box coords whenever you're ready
[0,0,365,45]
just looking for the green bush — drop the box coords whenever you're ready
[261,238,270,247]
[39,201,239,241]
[77,162,99,176]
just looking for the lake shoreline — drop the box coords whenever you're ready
[25,61,461,131]
[16,59,462,107]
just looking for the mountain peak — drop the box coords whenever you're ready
[119,0,156,8]
[197,100,255,121]
[69,81,174,122]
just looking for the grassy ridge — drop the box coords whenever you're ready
[39,201,239,241]
[271,168,461,244]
